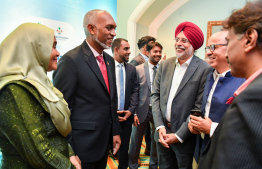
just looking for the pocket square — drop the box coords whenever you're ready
[226,96,234,104]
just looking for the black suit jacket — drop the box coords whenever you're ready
[119,62,139,126]
[53,40,120,163]
[198,73,262,169]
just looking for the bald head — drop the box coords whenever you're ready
[206,31,229,73]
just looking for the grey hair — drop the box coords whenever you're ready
[83,9,110,37]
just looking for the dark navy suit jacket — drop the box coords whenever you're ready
[194,70,245,162]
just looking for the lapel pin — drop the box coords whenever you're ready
[107,61,109,65]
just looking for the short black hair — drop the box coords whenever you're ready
[137,36,156,49]
[111,38,128,53]
[146,41,163,52]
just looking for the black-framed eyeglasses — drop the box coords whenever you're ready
[205,44,227,53]
[174,37,190,44]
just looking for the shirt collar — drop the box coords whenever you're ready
[175,55,193,66]
[234,67,262,96]
[140,52,149,62]
[148,61,159,69]
[115,60,124,67]
[86,40,103,57]
[213,69,231,80]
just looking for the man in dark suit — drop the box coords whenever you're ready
[188,31,245,163]
[111,38,139,169]
[130,36,156,66]
[130,35,156,158]
[128,41,162,169]
[151,22,212,169]
[53,9,121,169]
[199,1,262,168]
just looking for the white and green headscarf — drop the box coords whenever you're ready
[0,23,71,137]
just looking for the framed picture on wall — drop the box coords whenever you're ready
[206,20,223,45]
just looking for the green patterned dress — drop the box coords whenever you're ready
[0,81,75,169]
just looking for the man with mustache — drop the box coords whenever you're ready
[151,22,212,169]
[53,10,121,169]
[188,31,245,163]
[129,41,162,169]
[111,38,139,169]
[199,1,262,168]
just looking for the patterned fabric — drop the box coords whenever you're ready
[0,81,74,169]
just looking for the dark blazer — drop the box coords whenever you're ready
[53,40,120,163]
[130,53,145,66]
[198,73,262,169]
[120,62,139,125]
[194,71,245,162]
[151,55,212,153]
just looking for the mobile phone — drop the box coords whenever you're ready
[190,109,204,118]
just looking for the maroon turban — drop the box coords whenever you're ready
[175,22,204,50]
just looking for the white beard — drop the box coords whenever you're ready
[176,45,194,59]
[94,31,110,49]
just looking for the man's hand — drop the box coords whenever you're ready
[117,110,132,122]
[133,116,140,127]
[189,115,212,134]
[188,121,200,134]
[69,155,81,169]
[162,133,179,146]
[158,127,169,148]
[113,135,121,155]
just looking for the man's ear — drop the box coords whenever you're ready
[87,24,96,35]
[114,47,119,55]
[244,28,258,53]
[143,45,147,52]
[146,51,149,57]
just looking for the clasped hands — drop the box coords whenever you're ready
[117,110,132,122]
[158,128,179,148]
[188,115,212,134]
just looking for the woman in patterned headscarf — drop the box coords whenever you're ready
[0,23,81,168]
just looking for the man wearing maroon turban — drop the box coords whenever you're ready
[151,22,212,169]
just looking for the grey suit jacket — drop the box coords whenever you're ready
[151,55,212,153]
[130,53,145,66]
[198,73,262,169]
[135,62,152,123]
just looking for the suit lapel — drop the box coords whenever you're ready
[82,41,109,94]
[124,62,130,102]
[144,62,151,91]
[174,55,199,98]
[165,57,177,99]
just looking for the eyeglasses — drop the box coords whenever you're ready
[174,37,190,44]
[205,44,227,53]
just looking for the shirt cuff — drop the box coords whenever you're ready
[175,133,184,143]
[210,122,219,137]
[156,125,165,131]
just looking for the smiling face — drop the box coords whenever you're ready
[147,46,162,65]
[117,40,131,62]
[93,12,116,50]
[47,36,60,72]
[175,31,194,61]
[206,31,229,73]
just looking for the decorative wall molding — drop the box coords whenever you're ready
[127,0,155,57]
[148,0,189,38]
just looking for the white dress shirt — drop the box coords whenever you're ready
[156,56,193,143]
[201,69,230,139]
[115,60,126,110]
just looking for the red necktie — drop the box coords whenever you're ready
[96,55,110,94]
